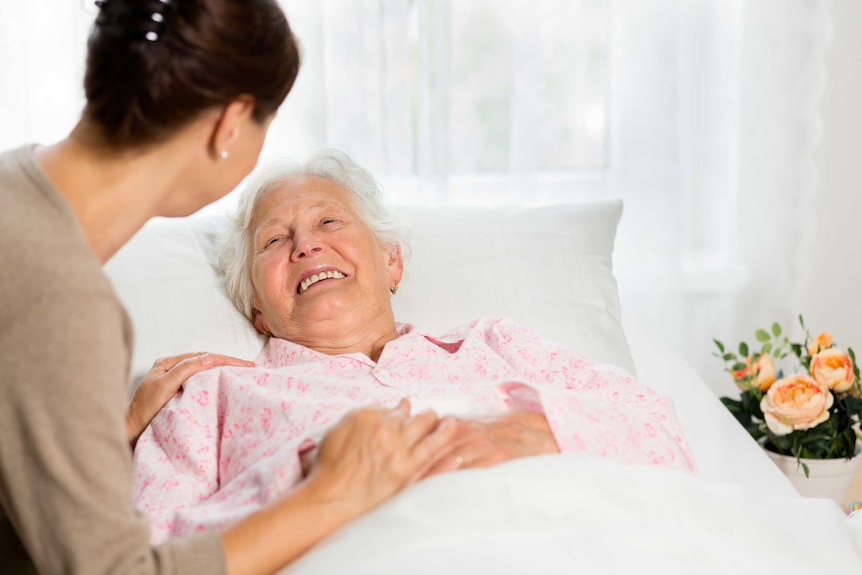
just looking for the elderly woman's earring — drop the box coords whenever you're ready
[219,150,229,160]
[390,281,399,295]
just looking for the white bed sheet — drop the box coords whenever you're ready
[276,314,862,575]
[282,455,862,575]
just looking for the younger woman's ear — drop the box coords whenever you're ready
[210,95,255,159]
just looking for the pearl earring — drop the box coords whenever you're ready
[219,150,229,160]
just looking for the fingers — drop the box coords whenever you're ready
[299,446,319,478]
[420,413,561,480]
[388,397,412,419]
[401,409,441,447]
[151,351,203,372]
[421,445,506,479]
[152,352,255,373]
[157,352,255,385]
[199,353,257,368]
[415,418,512,479]
[406,417,459,483]
[420,447,463,479]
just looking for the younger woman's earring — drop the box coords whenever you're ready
[220,150,229,160]
[390,281,399,295]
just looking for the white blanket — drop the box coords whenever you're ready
[283,455,862,575]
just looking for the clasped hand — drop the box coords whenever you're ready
[126,352,255,447]
[420,410,560,477]
[299,401,559,525]
[303,406,559,488]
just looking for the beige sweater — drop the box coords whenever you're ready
[0,146,225,574]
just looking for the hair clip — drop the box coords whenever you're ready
[94,0,177,43]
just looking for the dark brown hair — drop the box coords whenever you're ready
[83,0,300,148]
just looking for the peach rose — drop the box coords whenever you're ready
[733,354,777,392]
[810,347,855,392]
[808,332,833,357]
[753,354,777,391]
[760,374,833,436]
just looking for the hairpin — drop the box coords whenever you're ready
[94,0,177,43]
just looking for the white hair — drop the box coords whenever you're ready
[216,148,411,320]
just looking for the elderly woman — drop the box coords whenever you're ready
[132,150,695,544]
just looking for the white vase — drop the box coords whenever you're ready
[763,446,862,504]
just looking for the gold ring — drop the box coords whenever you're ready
[454,455,464,466]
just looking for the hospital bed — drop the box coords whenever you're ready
[104,199,862,574]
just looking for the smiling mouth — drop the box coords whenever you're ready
[298,270,347,294]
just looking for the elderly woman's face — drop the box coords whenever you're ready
[249,175,403,341]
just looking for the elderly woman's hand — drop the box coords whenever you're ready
[126,352,255,447]
[301,399,457,523]
[421,411,560,478]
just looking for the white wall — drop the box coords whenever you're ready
[798,0,862,355]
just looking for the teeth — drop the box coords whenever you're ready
[299,270,345,293]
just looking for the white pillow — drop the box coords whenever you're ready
[391,202,634,374]
[104,214,267,385]
[104,200,634,384]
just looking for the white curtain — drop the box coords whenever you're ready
[0,1,91,152]
[0,0,830,396]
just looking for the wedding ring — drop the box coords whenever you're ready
[454,455,464,467]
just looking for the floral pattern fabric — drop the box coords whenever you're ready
[133,317,696,543]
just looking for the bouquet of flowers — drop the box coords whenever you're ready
[714,316,862,475]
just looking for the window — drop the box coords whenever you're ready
[267,0,609,205]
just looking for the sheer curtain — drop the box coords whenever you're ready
[0,0,830,395]
[0,1,91,152]
[257,0,833,395]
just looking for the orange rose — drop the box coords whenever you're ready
[808,332,833,357]
[760,374,832,435]
[751,354,777,391]
[810,347,855,392]
[733,354,777,392]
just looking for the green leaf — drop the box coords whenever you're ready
[739,342,749,357]
[799,314,806,329]
[713,339,725,353]
[762,343,773,355]
[732,362,746,372]
[720,393,766,440]
[849,348,860,382]
[843,394,862,411]
[742,388,765,409]
[723,353,735,362]
[756,329,771,342]
[772,322,782,337]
